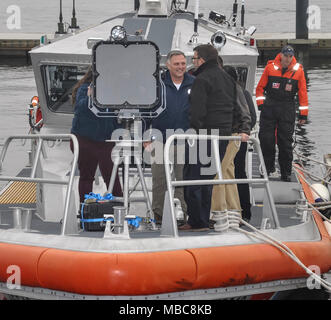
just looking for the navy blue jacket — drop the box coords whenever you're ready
[71,83,119,142]
[151,71,195,142]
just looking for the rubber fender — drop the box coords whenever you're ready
[311,184,330,202]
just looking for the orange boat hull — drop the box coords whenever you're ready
[0,222,330,296]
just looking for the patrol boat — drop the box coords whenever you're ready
[0,0,330,300]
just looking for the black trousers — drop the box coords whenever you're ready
[258,101,296,177]
[70,135,122,203]
[234,142,251,221]
[184,139,228,228]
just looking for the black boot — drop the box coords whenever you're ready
[281,175,291,182]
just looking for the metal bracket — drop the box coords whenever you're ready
[260,189,276,229]
[160,191,178,237]
[261,218,271,230]
[103,219,130,240]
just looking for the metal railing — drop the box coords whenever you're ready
[163,134,280,237]
[0,134,79,235]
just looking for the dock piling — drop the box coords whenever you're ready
[295,0,310,66]
[296,0,309,40]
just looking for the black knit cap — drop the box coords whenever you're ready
[281,45,295,56]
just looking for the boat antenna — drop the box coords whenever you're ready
[189,0,199,43]
[194,0,199,33]
[70,0,79,29]
[185,0,189,10]
[241,0,245,28]
[232,0,238,27]
[134,0,140,11]
[56,0,66,34]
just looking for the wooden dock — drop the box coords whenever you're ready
[0,33,41,56]
[255,32,331,63]
[0,33,53,62]
[0,32,330,64]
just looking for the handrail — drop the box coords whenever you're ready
[0,134,79,235]
[163,134,280,237]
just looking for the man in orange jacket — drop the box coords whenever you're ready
[256,45,309,182]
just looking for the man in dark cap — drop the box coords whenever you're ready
[256,45,309,182]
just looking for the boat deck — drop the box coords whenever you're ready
[251,150,297,181]
[0,147,304,239]
[0,202,301,238]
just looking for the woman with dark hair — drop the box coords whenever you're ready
[71,67,122,202]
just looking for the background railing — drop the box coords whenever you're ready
[0,134,79,235]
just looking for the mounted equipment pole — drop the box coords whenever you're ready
[232,0,238,27]
[56,0,66,34]
[70,0,79,29]
[241,0,245,28]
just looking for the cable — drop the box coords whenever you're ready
[213,210,331,291]
[234,217,331,292]
[308,202,331,224]
[293,149,331,183]
[293,166,331,203]
[293,161,331,185]
[294,151,331,168]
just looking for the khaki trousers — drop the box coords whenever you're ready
[211,134,242,213]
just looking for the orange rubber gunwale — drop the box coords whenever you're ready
[0,232,330,296]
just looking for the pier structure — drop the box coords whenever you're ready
[0,33,53,63]
[1,0,329,66]
[0,31,331,65]
[255,33,331,65]
[0,32,330,66]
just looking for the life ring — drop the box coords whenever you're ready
[29,96,43,131]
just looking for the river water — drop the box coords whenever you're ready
[0,0,331,34]
[0,0,331,178]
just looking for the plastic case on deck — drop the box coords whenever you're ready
[78,201,122,231]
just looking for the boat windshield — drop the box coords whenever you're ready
[41,64,249,113]
[41,64,89,114]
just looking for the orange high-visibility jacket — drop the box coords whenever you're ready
[255,54,309,119]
